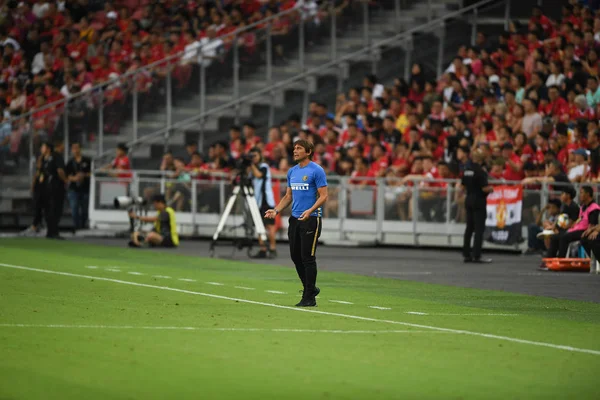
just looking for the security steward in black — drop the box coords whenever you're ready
[29,154,45,233]
[39,142,67,239]
[461,151,494,263]
[52,140,67,231]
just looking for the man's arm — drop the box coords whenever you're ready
[507,159,522,172]
[301,186,328,219]
[129,211,158,223]
[265,187,293,219]
[57,168,68,184]
[250,164,265,179]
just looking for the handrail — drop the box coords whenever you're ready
[92,169,540,187]
[93,0,499,161]
[6,5,302,126]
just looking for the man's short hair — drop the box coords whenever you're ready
[561,185,576,199]
[41,141,54,152]
[152,194,166,204]
[294,139,314,159]
[581,185,594,199]
[548,198,561,208]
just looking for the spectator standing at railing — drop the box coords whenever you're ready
[460,151,493,264]
[65,142,91,231]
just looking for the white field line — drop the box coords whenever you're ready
[234,286,255,290]
[85,266,98,269]
[434,313,520,316]
[128,272,145,276]
[369,306,392,310]
[178,278,196,282]
[0,324,450,335]
[266,290,286,294]
[329,300,354,305]
[406,312,518,316]
[152,275,171,279]
[106,268,121,272]
[206,282,224,286]
[1,262,599,356]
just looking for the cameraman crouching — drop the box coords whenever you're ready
[128,194,179,248]
[248,147,277,258]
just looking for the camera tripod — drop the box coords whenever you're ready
[209,175,267,258]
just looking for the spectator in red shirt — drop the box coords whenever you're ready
[242,122,261,152]
[545,86,568,118]
[350,157,375,186]
[501,143,525,181]
[556,123,576,166]
[368,143,390,178]
[263,126,283,161]
[106,143,132,179]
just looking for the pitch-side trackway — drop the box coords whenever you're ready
[1,262,599,356]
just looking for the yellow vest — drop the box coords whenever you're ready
[154,207,179,246]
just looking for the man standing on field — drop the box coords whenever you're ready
[265,140,328,307]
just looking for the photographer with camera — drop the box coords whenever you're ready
[128,194,179,248]
[247,147,278,258]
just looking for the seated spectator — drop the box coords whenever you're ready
[546,186,600,259]
[525,198,561,255]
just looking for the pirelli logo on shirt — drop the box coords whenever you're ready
[291,183,310,191]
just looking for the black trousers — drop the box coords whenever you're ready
[42,186,64,238]
[581,237,600,259]
[547,229,585,258]
[463,204,486,260]
[288,216,322,295]
[32,184,44,228]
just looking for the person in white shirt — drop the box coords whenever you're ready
[198,27,223,68]
[546,60,565,88]
[31,42,50,75]
[363,74,384,99]
[568,148,590,182]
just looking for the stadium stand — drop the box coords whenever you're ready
[174,1,599,187]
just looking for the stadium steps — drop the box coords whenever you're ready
[0,0,516,226]
[91,0,468,163]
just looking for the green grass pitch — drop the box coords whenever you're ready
[1,238,599,399]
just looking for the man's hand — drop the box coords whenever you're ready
[298,210,311,221]
[128,211,137,219]
[590,231,599,240]
[582,227,593,238]
[264,209,277,219]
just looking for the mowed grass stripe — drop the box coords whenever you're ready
[1,262,599,357]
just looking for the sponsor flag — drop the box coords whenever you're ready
[485,185,523,245]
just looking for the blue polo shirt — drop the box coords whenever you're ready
[287,161,328,218]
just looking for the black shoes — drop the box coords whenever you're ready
[250,250,268,259]
[251,249,278,259]
[295,297,317,307]
[295,286,320,307]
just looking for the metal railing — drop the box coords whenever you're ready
[89,170,599,268]
[4,0,507,180]
[89,0,504,162]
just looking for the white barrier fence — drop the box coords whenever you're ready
[90,170,597,251]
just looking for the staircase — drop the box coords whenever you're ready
[1,0,523,229]
[100,0,468,168]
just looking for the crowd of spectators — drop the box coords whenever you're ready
[149,1,600,224]
[0,0,357,170]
